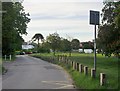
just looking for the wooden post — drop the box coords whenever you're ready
[91,68,96,78]
[59,55,61,62]
[79,64,83,73]
[76,63,79,71]
[71,61,73,67]
[5,55,6,61]
[100,73,106,86]
[84,66,88,75]
[9,55,11,61]
[73,62,75,69]
[62,55,64,62]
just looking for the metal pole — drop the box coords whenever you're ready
[94,24,97,71]
[94,13,97,71]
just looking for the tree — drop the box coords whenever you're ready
[82,41,94,50]
[2,2,30,56]
[60,38,72,56]
[32,33,44,48]
[60,38,71,52]
[71,39,80,50]
[97,1,120,57]
[46,33,61,56]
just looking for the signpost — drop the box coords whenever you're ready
[90,10,100,71]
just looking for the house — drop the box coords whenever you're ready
[22,44,34,50]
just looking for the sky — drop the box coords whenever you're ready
[22,0,104,42]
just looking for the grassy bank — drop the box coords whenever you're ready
[31,53,119,90]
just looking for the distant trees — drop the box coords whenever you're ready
[71,39,80,50]
[97,1,120,57]
[2,2,30,56]
[60,38,72,56]
[82,41,94,50]
[60,38,71,52]
[32,33,44,48]
[46,33,61,55]
[31,32,95,55]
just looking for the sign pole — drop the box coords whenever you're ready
[90,10,99,72]
[94,24,96,71]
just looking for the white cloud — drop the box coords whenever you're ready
[22,0,103,42]
[22,0,103,3]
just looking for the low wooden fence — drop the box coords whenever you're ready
[48,54,106,86]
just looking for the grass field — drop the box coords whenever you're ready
[31,53,119,89]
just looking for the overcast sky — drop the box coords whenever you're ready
[22,0,103,42]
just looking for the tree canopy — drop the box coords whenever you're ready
[32,33,44,48]
[97,1,120,57]
[60,38,71,52]
[46,33,61,55]
[71,39,80,50]
[2,2,30,55]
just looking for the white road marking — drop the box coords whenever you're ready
[42,81,74,89]
[54,85,73,89]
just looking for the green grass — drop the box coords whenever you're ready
[31,53,119,90]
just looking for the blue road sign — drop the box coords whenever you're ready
[90,10,100,25]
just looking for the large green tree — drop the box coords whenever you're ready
[0,2,2,57]
[97,1,120,57]
[46,33,61,56]
[2,2,30,56]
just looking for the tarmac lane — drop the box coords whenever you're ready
[2,55,75,89]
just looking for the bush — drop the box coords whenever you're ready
[37,47,50,53]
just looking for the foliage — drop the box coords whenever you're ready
[32,33,44,48]
[71,39,80,50]
[2,2,30,56]
[46,33,61,55]
[82,41,94,50]
[37,46,50,53]
[97,1,120,57]
[60,38,71,52]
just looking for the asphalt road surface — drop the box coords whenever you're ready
[2,55,74,89]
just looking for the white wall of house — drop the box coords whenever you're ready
[79,49,93,53]
[22,45,34,50]
[84,49,93,53]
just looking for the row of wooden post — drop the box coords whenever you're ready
[4,55,12,61]
[57,55,106,86]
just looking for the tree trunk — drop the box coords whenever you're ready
[37,39,40,48]
[69,51,71,57]
[53,49,55,56]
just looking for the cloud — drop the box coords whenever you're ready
[22,0,103,3]
[30,13,88,20]
[22,0,103,42]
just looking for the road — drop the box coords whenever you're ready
[2,55,74,89]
